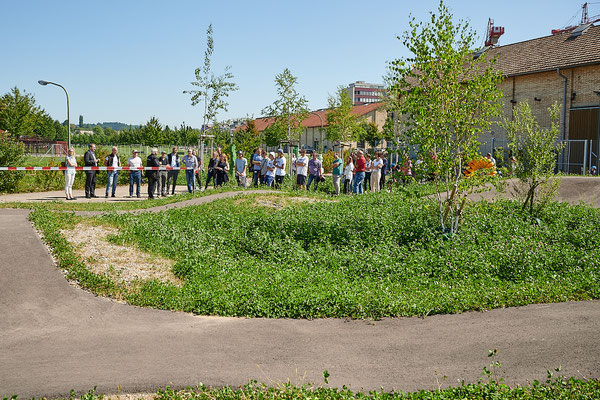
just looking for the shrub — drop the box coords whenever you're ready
[0,130,25,193]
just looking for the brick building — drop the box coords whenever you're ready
[249,102,386,151]
[482,24,600,170]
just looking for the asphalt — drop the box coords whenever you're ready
[1,179,600,398]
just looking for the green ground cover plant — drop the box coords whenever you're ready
[6,377,600,400]
[31,192,600,319]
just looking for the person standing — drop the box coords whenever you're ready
[167,146,180,195]
[306,151,322,191]
[353,150,366,194]
[214,153,229,187]
[295,149,309,190]
[64,147,77,200]
[146,148,160,199]
[205,151,218,190]
[274,149,286,189]
[343,155,354,194]
[264,152,276,187]
[251,147,262,187]
[260,149,269,185]
[364,153,372,192]
[127,150,143,198]
[371,151,383,192]
[104,146,120,198]
[84,143,98,198]
[182,148,199,193]
[331,151,343,195]
[235,150,248,188]
[158,151,169,197]
[380,152,389,190]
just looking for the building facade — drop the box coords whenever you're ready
[346,81,385,105]
[482,24,600,171]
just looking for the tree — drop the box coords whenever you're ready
[0,130,25,193]
[356,121,383,148]
[184,24,238,143]
[386,0,502,234]
[79,115,84,127]
[326,86,361,145]
[503,102,562,215]
[0,87,42,137]
[234,119,262,157]
[262,68,309,147]
[142,116,163,145]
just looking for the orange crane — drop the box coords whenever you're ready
[552,2,600,34]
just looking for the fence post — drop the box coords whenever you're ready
[583,140,588,175]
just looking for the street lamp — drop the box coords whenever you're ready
[38,80,70,150]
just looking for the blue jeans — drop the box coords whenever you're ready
[186,169,196,192]
[306,174,319,191]
[106,171,119,196]
[353,171,365,194]
[263,175,274,187]
[129,171,141,196]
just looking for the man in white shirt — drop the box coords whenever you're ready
[104,146,120,198]
[274,149,286,189]
[182,148,199,193]
[295,149,309,190]
[127,150,143,198]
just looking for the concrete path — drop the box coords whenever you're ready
[1,188,600,398]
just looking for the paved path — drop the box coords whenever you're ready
[1,189,600,398]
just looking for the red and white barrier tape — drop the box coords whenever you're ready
[0,166,197,171]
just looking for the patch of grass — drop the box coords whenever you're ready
[7,377,600,400]
[76,193,600,318]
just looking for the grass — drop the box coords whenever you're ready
[6,377,600,400]
[30,191,600,319]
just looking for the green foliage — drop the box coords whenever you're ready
[502,102,562,215]
[0,130,25,192]
[0,87,65,140]
[184,24,238,135]
[49,195,600,319]
[386,0,503,233]
[234,119,263,157]
[17,377,600,400]
[355,121,383,148]
[262,68,309,144]
[326,87,360,144]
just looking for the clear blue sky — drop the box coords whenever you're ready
[0,0,592,129]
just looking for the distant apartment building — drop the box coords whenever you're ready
[346,81,385,105]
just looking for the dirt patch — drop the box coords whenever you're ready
[239,195,335,209]
[61,223,182,287]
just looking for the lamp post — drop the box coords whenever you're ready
[38,80,70,150]
[310,111,324,151]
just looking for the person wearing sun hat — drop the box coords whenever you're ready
[264,151,276,187]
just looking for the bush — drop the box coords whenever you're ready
[0,131,25,193]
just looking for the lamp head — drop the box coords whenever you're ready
[38,80,49,86]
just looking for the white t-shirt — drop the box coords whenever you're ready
[365,160,372,172]
[296,155,309,176]
[65,155,77,175]
[128,156,142,170]
[275,156,286,176]
[266,159,275,177]
[344,162,354,180]
[372,159,383,170]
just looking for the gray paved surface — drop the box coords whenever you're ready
[1,186,600,398]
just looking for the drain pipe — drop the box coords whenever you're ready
[557,68,568,171]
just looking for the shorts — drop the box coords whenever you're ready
[296,174,307,185]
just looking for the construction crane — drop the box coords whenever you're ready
[484,18,505,47]
[552,2,600,34]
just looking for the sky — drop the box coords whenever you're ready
[0,0,594,129]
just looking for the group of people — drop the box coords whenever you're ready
[63,143,410,200]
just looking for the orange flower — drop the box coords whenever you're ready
[464,158,496,177]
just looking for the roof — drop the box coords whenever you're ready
[241,102,383,132]
[487,24,600,76]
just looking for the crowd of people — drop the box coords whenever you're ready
[62,143,419,200]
